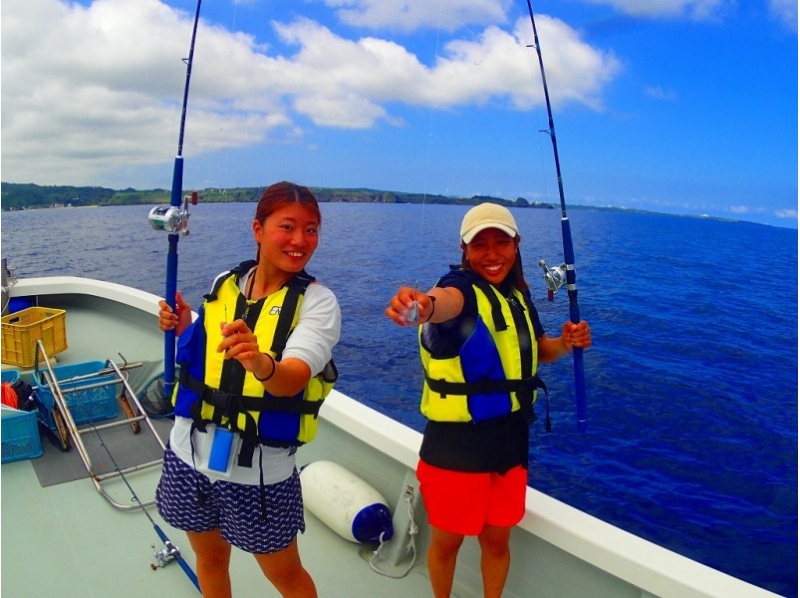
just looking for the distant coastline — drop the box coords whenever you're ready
[1,181,766,228]
[0,182,551,212]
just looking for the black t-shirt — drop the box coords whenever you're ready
[418,268,546,473]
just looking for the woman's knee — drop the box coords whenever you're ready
[430,527,465,559]
[254,539,307,587]
[187,530,232,569]
[477,525,511,557]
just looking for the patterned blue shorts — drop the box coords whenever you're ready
[155,447,305,554]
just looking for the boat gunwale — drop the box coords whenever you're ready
[6,275,782,598]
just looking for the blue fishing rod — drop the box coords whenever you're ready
[525,0,588,432]
[90,423,201,592]
[148,0,202,399]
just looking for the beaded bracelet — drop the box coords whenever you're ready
[254,352,276,382]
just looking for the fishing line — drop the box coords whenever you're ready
[523,38,554,215]
[407,14,484,323]
[435,13,486,65]
[533,106,557,248]
[405,18,444,323]
[215,0,239,194]
[89,422,201,592]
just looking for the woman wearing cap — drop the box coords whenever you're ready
[386,202,591,598]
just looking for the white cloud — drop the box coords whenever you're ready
[769,0,798,30]
[574,0,728,20]
[775,208,798,219]
[727,205,751,214]
[1,0,618,186]
[273,15,620,115]
[573,0,797,30]
[263,14,620,121]
[317,0,511,32]
[2,0,289,185]
[644,86,678,101]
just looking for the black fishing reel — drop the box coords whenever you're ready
[148,192,197,235]
[538,259,567,301]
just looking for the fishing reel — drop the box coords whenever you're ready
[538,259,567,302]
[151,539,182,570]
[148,191,198,235]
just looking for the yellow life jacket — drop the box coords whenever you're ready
[419,276,546,425]
[173,261,337,466]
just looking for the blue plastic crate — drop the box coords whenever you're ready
[1,369,20,384]
[37,361,119,429]
[1,407,42,463]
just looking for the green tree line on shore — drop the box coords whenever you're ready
[1,182,554,211]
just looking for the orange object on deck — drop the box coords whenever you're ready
[1,381,19,409]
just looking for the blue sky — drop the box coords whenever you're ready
[2,0,797,227]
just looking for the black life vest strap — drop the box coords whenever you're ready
[473,280,508,331]
[270,281,305,357]
[424,374,550,429]
[424,375,524,397]
[238,419,259,468]
[182,369,323,416]
[204,260,258,302]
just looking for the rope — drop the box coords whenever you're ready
[368,486,419,578]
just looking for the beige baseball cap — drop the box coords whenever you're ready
[460,203,519,244]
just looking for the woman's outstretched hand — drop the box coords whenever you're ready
[386,286,434,326]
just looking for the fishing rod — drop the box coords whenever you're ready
[525,0,588,432]
[91,424,201,592]
[148,0,203,399]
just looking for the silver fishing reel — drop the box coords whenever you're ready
[538,259,567,301]
[148,192,197,235]
[151,539,181,570]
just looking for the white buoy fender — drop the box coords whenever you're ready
[300,460,393,543]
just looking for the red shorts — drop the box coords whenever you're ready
[416,460,527,536]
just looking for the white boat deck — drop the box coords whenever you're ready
[1,446,436,598]
[0,277,784,598]
[0,279,436,597]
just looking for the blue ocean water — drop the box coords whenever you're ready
[2,202,797,596]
